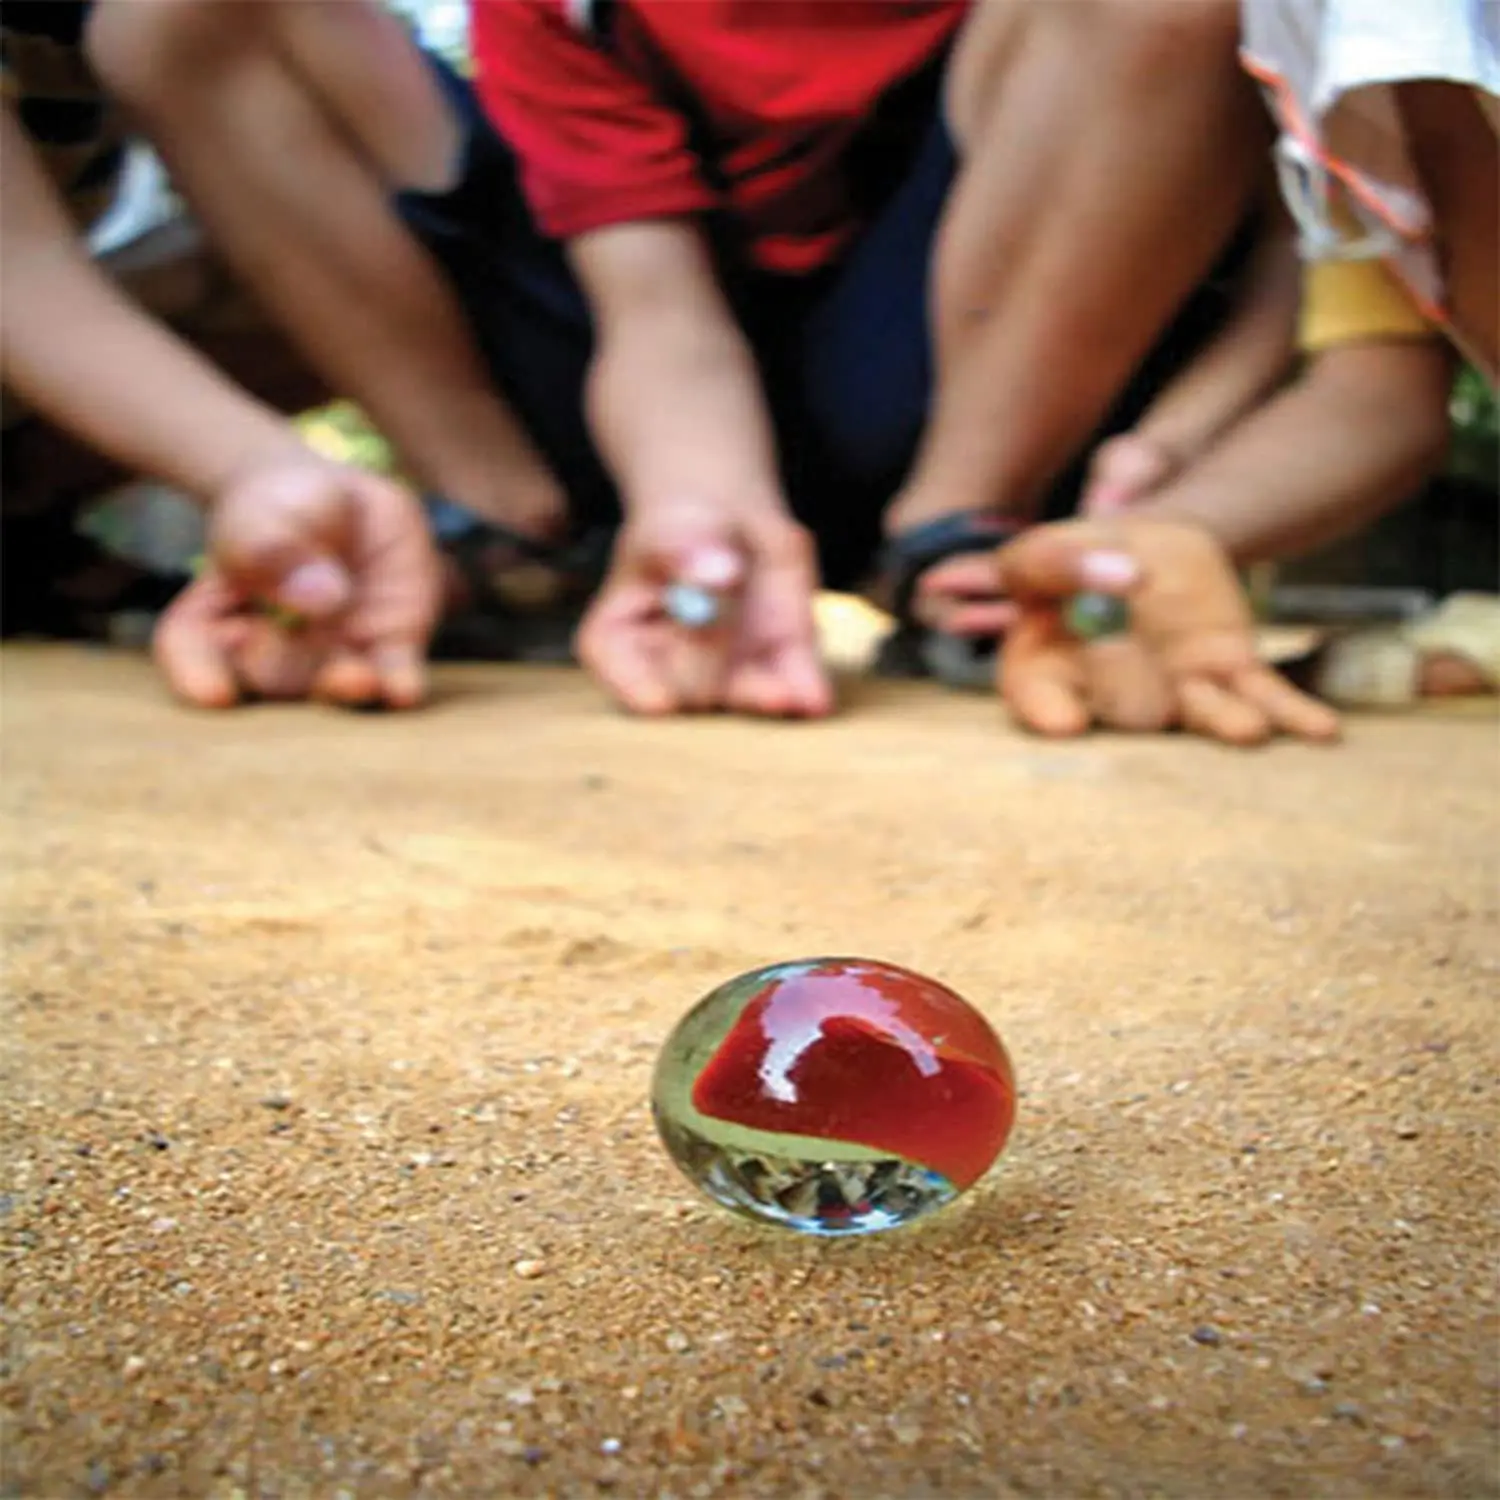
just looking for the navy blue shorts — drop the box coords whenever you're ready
[396,55,1248,588]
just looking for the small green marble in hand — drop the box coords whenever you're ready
[1064,590,1130,641]
[190,554,308,632]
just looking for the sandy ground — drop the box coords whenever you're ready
[2,644,1497,1499]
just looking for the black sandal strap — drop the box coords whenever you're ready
[879,510,1024,627]
[427,495,615,616]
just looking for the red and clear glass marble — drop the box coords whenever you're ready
[652,958,1016,1236]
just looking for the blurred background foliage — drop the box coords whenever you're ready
[1448,364,1500,486]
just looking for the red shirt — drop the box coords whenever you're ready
[470,0,968,273]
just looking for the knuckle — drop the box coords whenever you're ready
[759,518,815,568]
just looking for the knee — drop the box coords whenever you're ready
[1093,0,1244,87]
[947,0,1243,147]
[86,0,263,115]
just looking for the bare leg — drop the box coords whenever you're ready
[887,0,1268,536]
[88,0,565,538]
[1398,81,1499,379]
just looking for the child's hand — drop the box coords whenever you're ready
[904,430,1183,640]
[576,499,831,719]
[992,518,1341,745]
[153,452,442,709]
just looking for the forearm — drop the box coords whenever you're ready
[3,252,298,505]
[586,298,785,518]
[0,100,296,499]
[159,123,549,511]
[893,4,1266,533]
[1128,218,1301,466]
[1134,341,1455,564]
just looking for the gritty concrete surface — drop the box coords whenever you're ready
[2,644,1497,1499]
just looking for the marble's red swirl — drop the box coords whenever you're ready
[690,960,1015,1189]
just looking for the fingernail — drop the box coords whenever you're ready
[1078,551,1139,591]
[683,546,741,590]
[277,559,349,615]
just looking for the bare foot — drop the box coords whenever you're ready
[1418,650,1492,697]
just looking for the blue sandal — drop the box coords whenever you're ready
[873,511,1024,690]
[427,500,616,663]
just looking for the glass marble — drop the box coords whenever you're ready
[652,958,1016,1237]
[1064,590,1131,641]
[661,581,723,630]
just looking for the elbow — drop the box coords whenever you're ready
[85,0,235,117]
[85,1,175,114]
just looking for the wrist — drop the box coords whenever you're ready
[1129,488,1256,564]
[588,318,784,520]
[200,427,327,508]
[621,477,788,528]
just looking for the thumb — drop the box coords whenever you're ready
[261,554,353,620]
[993,524,1142,604]
[628,497,745,590]
[670,540,743,592]
[211,481,355,621]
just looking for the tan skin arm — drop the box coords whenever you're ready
[0,102,298,502]
[1398,80,1498,382]
[568,220,788,522]
[566,221,828,720]
[1134,336,1455,565]
[1122,200,1302,471]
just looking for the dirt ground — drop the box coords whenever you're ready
[2,644,1497,1499]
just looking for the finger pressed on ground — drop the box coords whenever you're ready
[313,650,383,708]
[152,598,240,711]
[1177,676,1271,747]
[369,641,429,711]
[1235,665,1343,743]
[1002,623,1092,738]
[1084,638,1174,734]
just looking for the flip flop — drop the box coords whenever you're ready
[1,509,189,641]
[872,510,1025,690]
[1300,592,1500,707]
[428,502,616,663]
